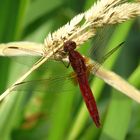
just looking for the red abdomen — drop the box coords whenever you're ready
[77,74,100,127]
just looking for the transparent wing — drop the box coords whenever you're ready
[13,74,77,93]
[4,57,79,97]
[86,41,125,74]
[89,24,117,61]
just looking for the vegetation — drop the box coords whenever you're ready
[0,0,140,140]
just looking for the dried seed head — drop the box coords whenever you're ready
[43,0,140,59]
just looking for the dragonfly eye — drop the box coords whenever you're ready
[64,40,76,52]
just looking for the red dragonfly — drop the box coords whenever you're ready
[5,39,123,127]
[63,40,100,127]
[62,40,123,127]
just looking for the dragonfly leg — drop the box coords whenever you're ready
[60,60,70,68]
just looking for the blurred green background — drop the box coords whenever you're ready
[0,0,140,140]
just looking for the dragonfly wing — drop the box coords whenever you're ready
[87,41,124,75]
[89,25,117,61]
[11,74,77,94]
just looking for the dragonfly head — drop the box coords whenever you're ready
[64,40,76,52]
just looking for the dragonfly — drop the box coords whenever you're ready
[11,39,123,128]
[0,34,124,127]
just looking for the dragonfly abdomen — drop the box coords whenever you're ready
[77,75,100,127]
